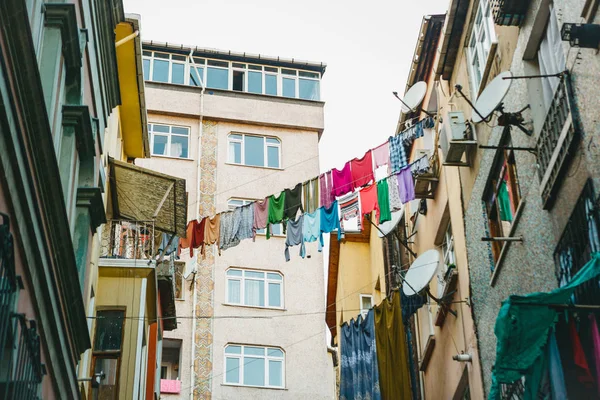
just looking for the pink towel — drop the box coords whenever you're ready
[253,197,269,240]
[332,162,353,197]
[372,141,390,170]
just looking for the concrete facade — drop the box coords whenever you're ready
[138,46,334,399]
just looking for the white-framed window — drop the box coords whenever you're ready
[442,222,456,267]
[227,133,281,169]
[225,268,283,309]
[174,262,184,300]
[142,50,321,100]
[537,5,566,111]
[466,0,497,94]
[148,123,190,159]
[224,344,285,388]
[228,199,283,236]
[359,294,373,318]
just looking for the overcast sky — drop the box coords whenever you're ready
[124,0,449,171]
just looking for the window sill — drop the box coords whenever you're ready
[222,303,286,311]
[221,383,286,391]
[224,162,283,171]
[150,154,194,161]
[489,198,526,286]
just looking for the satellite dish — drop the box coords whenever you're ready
[378,210,404,238]
[400,81,428,114]
[402,249,440,296]
[471,71,512,123]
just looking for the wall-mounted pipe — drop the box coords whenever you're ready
[115,30,139,48]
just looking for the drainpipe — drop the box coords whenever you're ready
[188,49,205,400]
[115,30,139,48]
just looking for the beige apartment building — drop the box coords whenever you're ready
[137,42,335,399]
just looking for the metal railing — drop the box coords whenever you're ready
[100,219,155,260]
[536,73,578,209]
[0,213,18,365]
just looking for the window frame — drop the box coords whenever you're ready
[359,294,373,318]
[227,198,283,236]
[91,307,126,400]
[225,268,284,309]
[466,0,497,95]
[148,123,191,159]
[226,133,281,169]
[223,344,285,389]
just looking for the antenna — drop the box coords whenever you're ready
[455,71,532,136]
[402,249,457,317]
[393,81,435,118]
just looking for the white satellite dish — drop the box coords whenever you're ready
[377,210,404,238]
[471,71,513,123]
[400,81,428,114]
[402,249,440,296]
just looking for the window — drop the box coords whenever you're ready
[359,294,373,318]
[228,199,282,235]
[175,262,184,300]
[92,309,125,399]
[466,0,496,94]
[298,71,320,100]
[226,268,283,309]
[227,133,281,168]
[437,221,456,288]
[207,59,229,89]
[149,123,190,159]
[161,339,181,381]
[483,132,521,265]
[224,345,285,388]
[537,5,566,111]
[142,51,187,85]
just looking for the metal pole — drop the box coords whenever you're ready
[365,214,417,258]
[502,71,566,80]
[481,236,523,242]
[478,145,537,152]
[454,84,488,122]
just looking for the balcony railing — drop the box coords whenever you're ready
[536,73,579,209]
[491,0,530,26]
[413,151,440,199]
[100,219,155,260]
[0,213,18,365]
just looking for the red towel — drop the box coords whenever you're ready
[570,318,594,385]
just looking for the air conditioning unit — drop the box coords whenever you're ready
[439,111,477,166]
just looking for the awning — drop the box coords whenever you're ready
[109,158,187,237]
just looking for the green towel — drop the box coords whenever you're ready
[266,191,285,239]
[377,179,392,224]
[498,180,512,222]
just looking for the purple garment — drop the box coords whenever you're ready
[397,166,415,203]
[590,314,600,397]
[319,171,334,209]
[332,162,353,197]
[253,197,269,240]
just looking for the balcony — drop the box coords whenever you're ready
[413,150,440,199]
[491,0,530,26]
[100,219,155,260]
[536,73,579,209]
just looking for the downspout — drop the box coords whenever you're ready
[188,50,205,400]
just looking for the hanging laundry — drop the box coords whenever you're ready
[202,214,220,256]
[377,179,392,224]
[570,318,594,385]
[302,177,320,214]
[267,192,286,239]
[372,141,391,172]
[284,182,303,220]
[387,175,402,212]
[374,291,412,400]
[319,171,335,209]
[359,183,379,221]
[320,200,342,241]
[339,310,382,400]
[590,314,600,397]
[548,329,568,400]
[410,155,430,176]
[498,180,513,222]
[397,166,415,203]
[423,116,435,129]
[236,203,254,243]
[219,204,254,251]
[350,150,374,188]
[389,135,408,173]
[253,197,269,240]
[303,209,323,251]
[285,215,304,262]
[219,211,236,251]
[338,191,361,231]
[332,162,354,197]
[400,290,425,325]
[158,233,179,258]
[177,220,195,256]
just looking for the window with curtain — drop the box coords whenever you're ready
[224,345,285,388]
[537,5,566,111]
[466,0,496,95]
[226,268,283,308]
[227,133,281,168]
[149,123,190,159]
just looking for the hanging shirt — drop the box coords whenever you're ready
[319,171,334,209]
[219,211,236,251]
[178,221,196,257]
[351,150,374,188]
[303,209,323,251]
[359,184,379,221]
[387,175,402,212]
[389,135,408,173]
[397,166,415,204]
[236,203,254,243]
[410,155,430,176]
[320,200,342,241]
[202,214,220,256]
[338,191,361,231]
[253,197,269,240]
[548,330,568,400]
[332,162,354,197]
[219,204,254,251]
[267,192,286,239]
[372,141,390,171]
[302,177,320,214]
[284,182,303,220]
[570,318,594,385]
[377,179,392,224]
[285,215,305,262]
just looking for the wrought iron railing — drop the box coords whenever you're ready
[536,73,578,209]
[0,314,46,400]
[500,379,525,400]
[491,0,530,26]
[100,219,155,260]
[554,180,600,305]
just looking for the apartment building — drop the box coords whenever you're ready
[138,42,335,399]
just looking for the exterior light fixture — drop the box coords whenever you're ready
[561,23,600,48]
[452,353,472,362]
